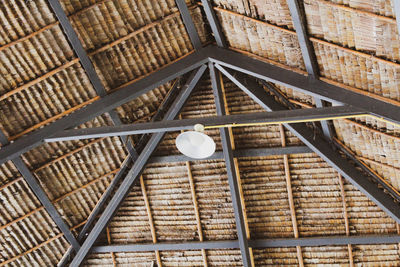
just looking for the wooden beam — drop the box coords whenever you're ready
[279,125,304,267]
[140,175,162,267]
[338,174,354,267]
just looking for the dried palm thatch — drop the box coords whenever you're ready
[0,0,399,266]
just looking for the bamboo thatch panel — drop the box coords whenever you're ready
[238,156,294,238]
[114,251,156,267]
[115,84,170,124]
[34,136,125,200]
[326,0,394,17]
[142,162,198,242]
[223,79,302,148]
[216,10,305,70]
[160,250,203,266]
[0,180,40,225]
[253,247,298,266]
[207,249,243,266]
[0,25,75,95]
[302,245,349,266]
[0,0,56,45]
[352,244,400,266]
[0,208,63,263]
[304,0,400,61]
[313,41,400,101]
[66,0,196,51]
[54,176,113,227]
[275,84,314,106]
[22,114,116,168]
[82,252,114,267]
[5,237,68,267]
[80,4,207,91]
[108,184,153,244]
[180,77,218,119]
[342,178,397,235]
[213,0,293,28]
[190,160,237,241]
[289,153,347,237]
[334,119,400,191]
[89,16,194,91]
[0,63,97,138]
[0,161,19,187]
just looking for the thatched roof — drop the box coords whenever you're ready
[0,0,399,266]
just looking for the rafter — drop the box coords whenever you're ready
[338,174,354,267]
[200,0,226,47]
[0,47,209,165]
[287,0,333,139]
[279,125,304,267]
[209,47,399,126]
[209,63,253,267]
[69,66,207,266]
[0,130,80,252]
[176,0,202,50]
[140,175,162,267]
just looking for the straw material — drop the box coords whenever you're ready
[238,156,294,238]
[0,0,56,45]
[326,0,395,17]
[342,177,397,235]
[302,245,349,266]
[206,249,243,266]
[334,118,400,191]
[160,250,204,266]
[0,0,399,265]
[352,244,400,266]
[223,78,302,148]
[304,0,400,61]
[216,9,305,70]
[108,183,153,244]
[253,247,298,266]
[213,0,294,28]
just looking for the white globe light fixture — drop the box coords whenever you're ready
[175,124,216,159]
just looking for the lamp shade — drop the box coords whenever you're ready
[175,131,216,159]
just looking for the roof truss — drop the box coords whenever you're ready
[0,1,398,265]
[64,59,400,265]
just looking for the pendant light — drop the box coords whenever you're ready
[175,124,216,159]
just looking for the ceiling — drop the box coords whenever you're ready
[0,0,398,266]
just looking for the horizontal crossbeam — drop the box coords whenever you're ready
[149,146,312,163]
[92,235,400,253]
[45,106,365,142]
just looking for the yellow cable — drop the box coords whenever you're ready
[203,114,400,130]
